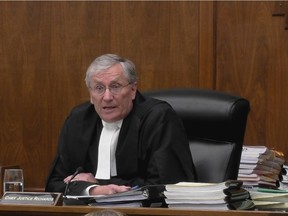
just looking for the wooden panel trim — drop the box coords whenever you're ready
[199,1,216,89]
[272,1,288,30]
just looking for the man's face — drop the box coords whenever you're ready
[89,63,137,122]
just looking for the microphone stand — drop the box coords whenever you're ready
[63,167,84,205]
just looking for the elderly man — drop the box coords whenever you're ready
[45,54,196,196]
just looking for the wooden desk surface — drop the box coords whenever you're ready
[0,204,287,216]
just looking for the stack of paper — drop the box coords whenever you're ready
[249,188,288,211]
[280,164,288,190]
[164,180,255,210]
[238,146,285,190]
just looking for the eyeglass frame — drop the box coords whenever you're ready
[89,82,132,96]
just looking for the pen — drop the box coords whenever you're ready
[131,185,140,190]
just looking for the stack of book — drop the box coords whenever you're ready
[238,146,285,190]
[164,180,255,210]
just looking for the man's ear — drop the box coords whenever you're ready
[131,83,137,100]
[90,95,93,104]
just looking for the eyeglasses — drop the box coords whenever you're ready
[89,83,131,95]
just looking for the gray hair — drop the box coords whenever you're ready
[85,54,138,88]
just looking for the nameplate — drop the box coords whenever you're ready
[0,192,62,206]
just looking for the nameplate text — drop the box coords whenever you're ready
[0,192,62,206]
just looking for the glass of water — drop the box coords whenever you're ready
[3,169,24,193]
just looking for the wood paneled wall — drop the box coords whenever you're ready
[0,1,287,190]
[216,1,288,157]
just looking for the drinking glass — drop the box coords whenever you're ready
[3,169,24,193]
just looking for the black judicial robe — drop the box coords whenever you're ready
[45,91,197,195]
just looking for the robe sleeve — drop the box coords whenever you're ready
[138,101,197,184]
[45,102,99,195]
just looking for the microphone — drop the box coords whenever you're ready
[63,166,83,198]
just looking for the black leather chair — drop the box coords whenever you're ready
[144,88,250,183]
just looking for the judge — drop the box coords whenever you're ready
[45,54,197,195]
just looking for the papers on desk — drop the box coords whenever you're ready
[164,180,255,210]
[249,189,288,211]
[165,180,243,192]
[66,185,166,207]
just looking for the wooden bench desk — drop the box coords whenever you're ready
[0,205,287,216]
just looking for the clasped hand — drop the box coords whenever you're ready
[64,172,131,195]
[64,172,98,184]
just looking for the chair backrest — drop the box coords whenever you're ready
[143,88,250,183]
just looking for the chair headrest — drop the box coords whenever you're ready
[144,88,250,143]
